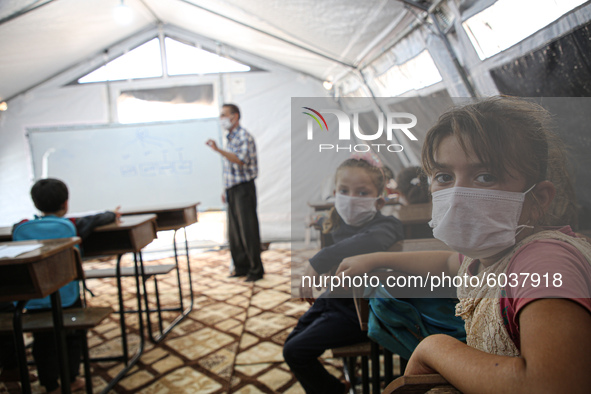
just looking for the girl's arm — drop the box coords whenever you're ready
[335,250,459,278]
[406,298,591,394]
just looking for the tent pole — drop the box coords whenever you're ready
[355,71,415,167]
[428,11,477,97]
[158,25,169,79]
[394,0,477,97]
[0,0,57,26]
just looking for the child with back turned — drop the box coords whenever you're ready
[12,178,119,394]
[283,155,403,394]
[337,97,591,393]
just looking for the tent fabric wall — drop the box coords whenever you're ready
[489,22,591,97]
[2,0,591,239]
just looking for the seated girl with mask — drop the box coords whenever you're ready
[283,154,403,394]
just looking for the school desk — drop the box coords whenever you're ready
[81,214,158,394]
[121,203,199,342]
[389,202,433,239]
[0,237,80,394]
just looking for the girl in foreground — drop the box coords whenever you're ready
[337,97,591,393]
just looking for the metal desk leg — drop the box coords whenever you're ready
[384,348,394,384]
[80,333,93,394]
[173,229,184,311]
[50,291,72,394]
[12,300,30,394]
[371,341,380,394]
[116,255,129,364]
[362,355,370,393]
[144,227,194,343]
[99,252,145,394]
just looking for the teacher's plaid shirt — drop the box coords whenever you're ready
[223,125,258,189]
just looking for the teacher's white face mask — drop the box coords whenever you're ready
[335,194,378,227]
[220,117,233,131]
[429,185,535,259]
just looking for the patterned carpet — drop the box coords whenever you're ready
[1,246,348,393]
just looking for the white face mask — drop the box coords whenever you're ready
[220,117,233,130]
[429,185,535,259]
[335,194,378,227]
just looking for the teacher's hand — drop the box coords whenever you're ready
[206,139,219,152]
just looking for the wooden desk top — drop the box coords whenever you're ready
[388,238,451,252]
[122,203,199,231]
[383,374,456,394]
[83,214,157,256]
[390,202,432,225]
[92,214,156,232]
[0,238,80,265]
[121,202,200,215]
[308,198,399,211]
[0,238,80,302]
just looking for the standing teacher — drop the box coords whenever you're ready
[206,103,265,282]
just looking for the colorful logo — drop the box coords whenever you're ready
[302,107,328,131]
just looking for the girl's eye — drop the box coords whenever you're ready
[338,188,349,195]
[475,173,497,184]
[434,173,453,184]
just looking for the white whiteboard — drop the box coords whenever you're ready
[27,118,224,213]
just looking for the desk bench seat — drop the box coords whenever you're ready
[0,307,113,332]
[84,264,175,279]
[331,341,372,358]
[382,374,460,393]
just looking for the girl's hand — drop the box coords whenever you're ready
[335,254,376,278]
[114,206,122,223]
[299,263,320,304]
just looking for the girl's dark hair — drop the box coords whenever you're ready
[31,178,69,213]
[421,96,577,227]
[395,166,430,204]
[323,158,387,233]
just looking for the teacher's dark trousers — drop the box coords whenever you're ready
[226,179,264,278]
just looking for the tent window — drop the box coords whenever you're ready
[117,85,217,124]
[463,0,587,60]
[77,37,252,84]
[165,38,250,75]
[79,38,163,83]
[374,51,442,97]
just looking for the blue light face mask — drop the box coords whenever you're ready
[335,194,378,227]
[429,185,536,259]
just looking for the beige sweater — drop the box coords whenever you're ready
[455,230,591,356]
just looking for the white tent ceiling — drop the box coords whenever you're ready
[0,0,425,102]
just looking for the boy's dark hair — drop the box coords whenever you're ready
[30,178,69,214]
[223,103,241,119]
